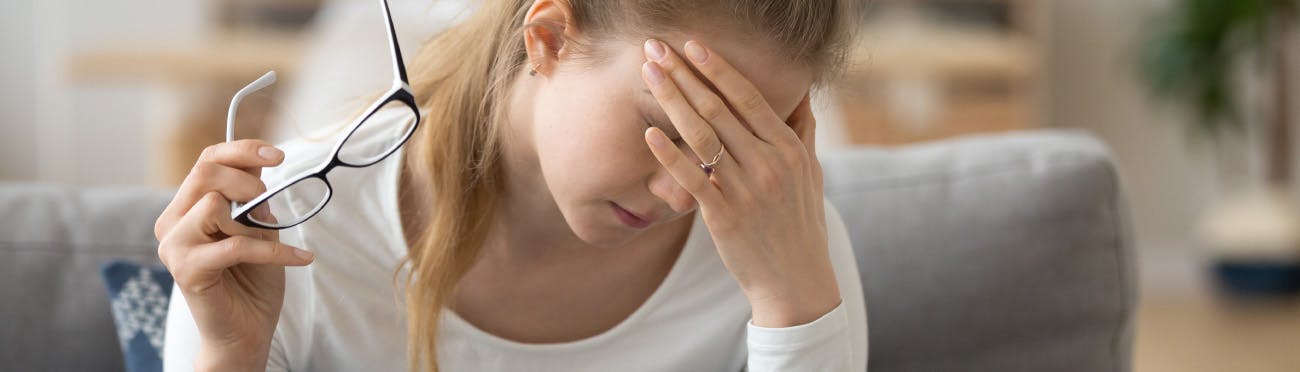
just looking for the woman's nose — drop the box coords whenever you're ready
[649,166,698,214]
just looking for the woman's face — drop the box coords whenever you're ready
[521,34,812,247]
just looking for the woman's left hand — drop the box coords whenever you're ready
[640,39,841,328]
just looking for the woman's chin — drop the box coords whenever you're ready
[569,219,643,249]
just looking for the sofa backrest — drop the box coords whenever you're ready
[0,129,1133,372]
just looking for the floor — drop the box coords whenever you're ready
[1133,247,1300,372]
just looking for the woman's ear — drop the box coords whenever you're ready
[523,0,577,77]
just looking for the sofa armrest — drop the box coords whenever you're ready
[820,129,1135,372]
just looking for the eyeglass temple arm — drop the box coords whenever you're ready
[224,70,277,215]
[380,0,409,85]
[226,71,278,142]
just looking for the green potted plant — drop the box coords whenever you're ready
[1138,0,1298,296]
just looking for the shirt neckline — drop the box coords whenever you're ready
[380,148,708,352]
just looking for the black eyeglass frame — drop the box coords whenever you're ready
[230,0,419,230]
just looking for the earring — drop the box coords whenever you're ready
[529,62,541,76]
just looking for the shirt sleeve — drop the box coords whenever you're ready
[745,199,869,372]
[265,226,316,372]
[265,265,312,372]
[162,285,200,372]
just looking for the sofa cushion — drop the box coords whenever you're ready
[819,129,1134,372]
[102,260,174,372]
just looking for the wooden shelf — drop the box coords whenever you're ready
[66,30,305,85]
[849,25,1037,80]
[835,0,1047,145]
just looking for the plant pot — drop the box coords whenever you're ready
[1199,188,1300,297]
[1212,260,1300,296]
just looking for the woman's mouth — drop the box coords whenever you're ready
[610,202,652,229]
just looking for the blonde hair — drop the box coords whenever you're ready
[397,1,857,370]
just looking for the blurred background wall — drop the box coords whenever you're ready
[2,0,1266,270]
[0,0,211,185]
[1053,0,1221,289]
[1051,0,1300,292]
[0,0,38,181]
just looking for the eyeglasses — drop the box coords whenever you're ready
[228,0,419,230]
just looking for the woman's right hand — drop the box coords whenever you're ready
[154,139,316,371]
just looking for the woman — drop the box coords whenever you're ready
[158,0,865,370]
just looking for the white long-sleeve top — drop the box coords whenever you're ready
[163,124,868,371]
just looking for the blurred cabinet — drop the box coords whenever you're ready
[834,0,1047,145]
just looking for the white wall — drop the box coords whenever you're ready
[0,0,211,185]
[1047,0,1300,291]
[1049,0,1215,252]
[0,0,39,181]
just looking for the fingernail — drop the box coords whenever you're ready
[294,248,315,261]
[643,62,665,85]
[644,39,666,62]
[685,41,708,64]
[646,128,667,146]
[259,146,282,160]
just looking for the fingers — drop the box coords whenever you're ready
[161,192,312,285]
[171,192,268,246]
[155,140,283,240]
[159,164,268,238]
[200,139,284,171]
[790,92,824,189]
[680,41,796,146]
[645,127,724,208]
[789,92,817,156]
[642,39,760,164]
[641,61,725,166]
[192,162,270,204]
[190,236,313,273]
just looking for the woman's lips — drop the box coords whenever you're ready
[611,202,652,229]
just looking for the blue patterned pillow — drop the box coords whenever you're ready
[101,260,174,372]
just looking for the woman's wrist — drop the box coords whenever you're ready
[196,339,270,372]
[745,279,842,328]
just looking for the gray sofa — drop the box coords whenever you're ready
[0,129,1134,371]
